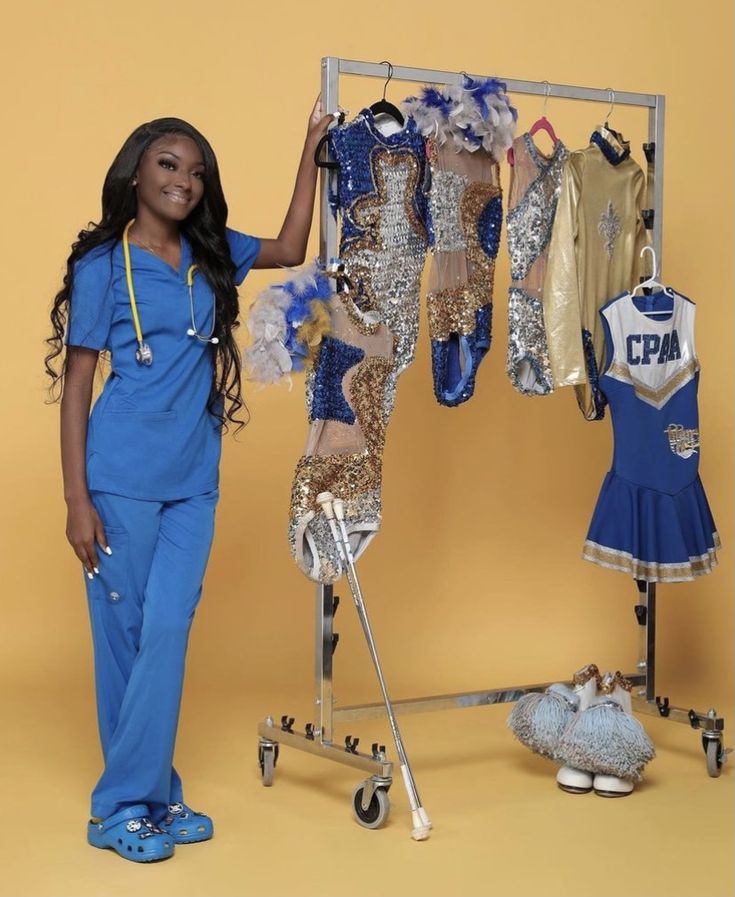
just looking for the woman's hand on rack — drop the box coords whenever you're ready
[305,93,336,151]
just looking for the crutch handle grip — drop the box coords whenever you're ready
[332,498,346,521]
[316,491,336,519]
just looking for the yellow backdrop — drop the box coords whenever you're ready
[1,1,732,895]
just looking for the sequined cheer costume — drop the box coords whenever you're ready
[288,109,429,582]
[583,289,719,581]
[404,77,516,406]
[328,108,428,386]
[506,132,568,396]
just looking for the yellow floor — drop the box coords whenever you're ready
[3,684,733,897]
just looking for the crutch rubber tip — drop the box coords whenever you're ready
[411,810,432,840]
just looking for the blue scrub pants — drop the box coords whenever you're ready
[84,488,219,822]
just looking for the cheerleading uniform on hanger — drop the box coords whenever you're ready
[543,127,648,420]
[505,132,568,396]
[288,108,428,583]
[583,289,719,582]
[404,77,515,406]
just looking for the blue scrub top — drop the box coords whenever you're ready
[66,227,260,501]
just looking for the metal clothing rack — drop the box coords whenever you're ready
[257,57,728,828]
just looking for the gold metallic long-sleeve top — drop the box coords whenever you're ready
[543,128,647,419]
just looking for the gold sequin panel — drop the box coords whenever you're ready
[289,355,393,522]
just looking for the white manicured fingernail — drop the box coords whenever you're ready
[87,572,94,580]
[93,567,100,574]
[105,547,112,555]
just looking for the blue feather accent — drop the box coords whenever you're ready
[463,75,518,126]
[420,86,453,115]
[404,75,517,149]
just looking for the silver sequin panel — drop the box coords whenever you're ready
[598,199,622,258]
[344,156,426,377]
[304,367,316,418]
[429,169,470,253]
[507,139,568,282]
[506,287,554,396]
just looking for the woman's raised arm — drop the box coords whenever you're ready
[253,95,334,269]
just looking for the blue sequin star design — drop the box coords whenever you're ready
[310,337,366,424]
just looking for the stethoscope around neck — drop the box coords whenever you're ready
[122,220,218,366]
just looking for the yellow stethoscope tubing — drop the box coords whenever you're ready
[122,220,145,348]
[122,220,201,353]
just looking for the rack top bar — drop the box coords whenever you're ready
[327,57,659,108]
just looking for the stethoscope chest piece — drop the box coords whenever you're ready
[135,342,153,366]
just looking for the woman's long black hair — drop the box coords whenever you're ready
[45,117,249,431]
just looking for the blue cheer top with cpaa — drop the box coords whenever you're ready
[66,228,260,500]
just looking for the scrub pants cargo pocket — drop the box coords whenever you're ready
[88,527,131,605]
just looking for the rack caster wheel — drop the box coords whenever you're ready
[258,739,279,787]
[351,782,390,829]
[703,735,727,778]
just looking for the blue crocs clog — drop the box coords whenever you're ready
[162,802,214,844]
[87,804,175,862]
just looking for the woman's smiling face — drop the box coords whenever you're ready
[134,134,205,222]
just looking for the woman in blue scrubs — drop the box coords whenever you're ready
[45,100,332,862]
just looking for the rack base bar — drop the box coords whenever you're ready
[257,719,393,777]
[631,698,725,732]
[333,674,647,723]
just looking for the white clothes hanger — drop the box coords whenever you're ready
[630,246,675,312]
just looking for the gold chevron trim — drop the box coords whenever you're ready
[607,359,698,406]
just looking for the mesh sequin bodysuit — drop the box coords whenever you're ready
[289,109,429,583]
[424,139,503,406]
[288,292,394,583]
[403,76,516,406]
[328,108,428,392]
[506,133,568,396]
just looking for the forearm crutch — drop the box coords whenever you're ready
[316,491,432,841]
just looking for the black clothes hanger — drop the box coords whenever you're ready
[314,110,345,170]
[369,61,405,125]
[314,61,404,170]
